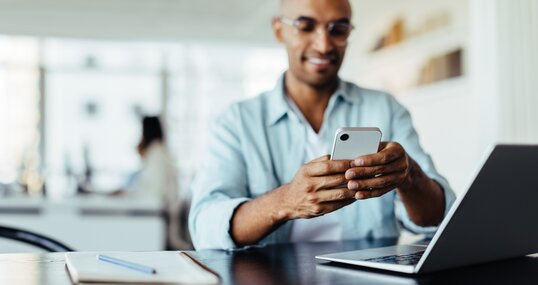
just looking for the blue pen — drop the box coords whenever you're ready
[97,254,157,275]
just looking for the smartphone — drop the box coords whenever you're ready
[330,127,382,160]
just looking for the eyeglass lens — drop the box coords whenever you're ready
[290,18,352,45]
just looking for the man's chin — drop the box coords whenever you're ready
[304,73,339,89]
[287,67,339,89]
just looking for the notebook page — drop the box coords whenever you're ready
[65,251,218,284]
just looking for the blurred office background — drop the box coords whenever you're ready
[0,0,536,252]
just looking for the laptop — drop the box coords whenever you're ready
[316,144,538,274]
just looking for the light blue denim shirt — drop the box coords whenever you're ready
[189,75,456,250]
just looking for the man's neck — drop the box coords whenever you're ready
[284,72,339,133]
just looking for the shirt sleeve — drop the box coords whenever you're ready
[188,105,251,249]
[386,95,456,236]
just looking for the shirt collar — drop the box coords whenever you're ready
[333,79,355,104]
[266,74,289,126]
[265,73,358,126]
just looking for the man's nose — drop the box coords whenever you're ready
[311,27,334,53]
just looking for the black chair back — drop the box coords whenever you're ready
[0,226,74,252]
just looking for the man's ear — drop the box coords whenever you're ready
[272,17,284,43]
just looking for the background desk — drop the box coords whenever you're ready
[0,196,164,252]
[0,239,537,284]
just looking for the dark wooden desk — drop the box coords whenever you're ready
[0,239,537,284]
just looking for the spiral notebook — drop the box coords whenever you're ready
[65,251,219,284]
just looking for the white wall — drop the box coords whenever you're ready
[0,0,277,43]
[468,0,538,147]
[495,0,538,143]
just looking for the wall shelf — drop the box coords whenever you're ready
[354,26,468,95]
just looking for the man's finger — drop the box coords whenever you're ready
[310,155,330,162]
[307,199,355,217]
[347,172,405,190]
[354,187,394,200]
[305,160,352,176]
[345,156,407,179]
[313,173,349,190]
[310,188,358,203]
[352,142,404,167]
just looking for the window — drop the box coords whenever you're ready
[0,36,41,195]
[0,35,286,197]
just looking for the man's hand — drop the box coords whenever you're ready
[344,142,411,199]
[344,141,445,226]
[230,155,357,245]
[277,155,358,220]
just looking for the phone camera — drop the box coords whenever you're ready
[340,134,349,141]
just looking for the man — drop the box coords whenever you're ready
[189,0,456,249]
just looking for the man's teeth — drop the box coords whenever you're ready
[307,58,330,64]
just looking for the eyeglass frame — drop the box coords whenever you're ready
[277,16,354,46]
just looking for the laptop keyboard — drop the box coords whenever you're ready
[361,250,425,265]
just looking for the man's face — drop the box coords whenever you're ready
[274,0,352,88]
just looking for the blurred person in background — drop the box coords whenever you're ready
[126,116,172,199]
[124,116,191,249]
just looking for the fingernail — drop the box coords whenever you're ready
[348,181,358,190]
[355,192,363,199]
[345,170,355,179]
[355,159,364,166]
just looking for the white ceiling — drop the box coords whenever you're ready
[0,0,431,47]
[0,0,280,43]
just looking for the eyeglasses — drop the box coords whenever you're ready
[279,16,354,46]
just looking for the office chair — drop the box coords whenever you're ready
[0,225,74,252]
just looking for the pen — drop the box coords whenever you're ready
[97,254,157,275]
